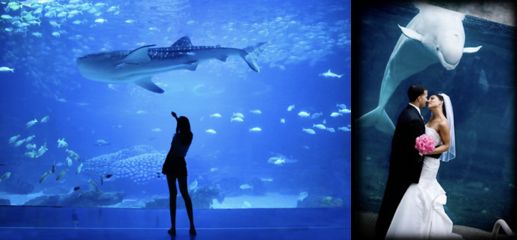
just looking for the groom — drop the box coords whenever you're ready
[375,84,428,239]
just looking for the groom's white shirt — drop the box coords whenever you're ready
[408,103,423,120]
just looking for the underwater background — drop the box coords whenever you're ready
[0,0,350,209]
[355,3,514,230]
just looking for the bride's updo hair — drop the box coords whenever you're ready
[436,94,447,118]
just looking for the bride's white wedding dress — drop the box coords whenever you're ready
[386,127,462,239]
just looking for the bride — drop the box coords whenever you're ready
[386,93,461,239]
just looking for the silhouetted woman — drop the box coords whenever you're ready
[162,111,196,236]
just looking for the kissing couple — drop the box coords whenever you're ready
[375,85,462,239]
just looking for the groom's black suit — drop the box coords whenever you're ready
[375,104,425,239]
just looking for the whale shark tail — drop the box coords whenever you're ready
[241,42,267,72]
[357,106,395,135]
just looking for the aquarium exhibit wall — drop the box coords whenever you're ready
[355,3,515,231]
[0,0,350,210]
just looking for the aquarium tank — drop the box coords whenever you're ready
[0,0,350,210]
[355,3,515,230]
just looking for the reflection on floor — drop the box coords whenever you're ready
[0,206,349,240]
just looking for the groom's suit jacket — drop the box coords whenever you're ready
[389,104,425,183]
[375,104,425,239]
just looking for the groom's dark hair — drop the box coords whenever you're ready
[408,85,426,102]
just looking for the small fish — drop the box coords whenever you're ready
[36,144,48,158]
[136,110,147,114]
[239,184,253,190]
[125,19,135,24]
[338,108,351,114]
[26,119,38,128]
[57,138,68,148]
[232,112,245,118]
[313,124,326,130]
[95,139,109,146]
[298,191,309,201]
[0,171,12,182]
[209,113,222,118]
[150,128,162,133]
[298,111,310,118]
[338,126,351,132]
[8,134,21,144]
[249,127,262,132]
[311,112,323,119]
[25,143,37,150]
[330,112,341,117]
[66,149,80,161]
[51,31,61,37]
[24,135,36,142]
[14,139,25,147]
[39,170,51,183]
[280,118,286,124]
[66,157,73,167]
[287,104,295,112]
[0,66,14,72]
[249,109,262,114]
[32,32,43,38]
[73,186,81,191]
[206,129,217,135]
[1,14,13,20]
[260,178,274,182]
[326,127,336,133]
[56,169,67,181]
[230,116,244,122]
[94,18,107,24]
[188,179,199,191]
[25,151,37,158]
[319,69,343,78]
[209,167,219,172]
[40,115,50,123]
[76,162,83,174]
[302,128,316,135]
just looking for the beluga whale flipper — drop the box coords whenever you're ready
[358,3,481,135]
[77,36,266,93]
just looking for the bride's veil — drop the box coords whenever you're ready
[439,93,456,162]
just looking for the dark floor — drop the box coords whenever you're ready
[0,206,349,240]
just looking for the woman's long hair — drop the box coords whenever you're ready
[435,94,447,118]
[176,116,193,145]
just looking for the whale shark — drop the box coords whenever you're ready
[358,3,481,135]
[77,36,266,93]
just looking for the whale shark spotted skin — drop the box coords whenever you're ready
[358,3,481,135]
[77,36,265,93]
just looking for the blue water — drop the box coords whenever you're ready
[356,3,514,230]
[0,0,350,209]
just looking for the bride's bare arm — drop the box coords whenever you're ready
[430,121,450,155]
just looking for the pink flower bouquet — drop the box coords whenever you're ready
[415,134,435,156]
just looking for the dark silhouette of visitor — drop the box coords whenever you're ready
[162,111,196,236]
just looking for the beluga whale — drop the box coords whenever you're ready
[77,36,266,93]
[358,3,481,135]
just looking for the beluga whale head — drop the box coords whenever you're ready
[398,3,482,71]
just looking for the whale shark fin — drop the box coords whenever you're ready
[463,46,482,53]
[186,61,198,71]
[242,42,267,72]
[123,44,155,64]
[357,107,395,135]
[171,36,192,48]
[398,25,423,42]
[216,55,228,62]
[135,77,164,94]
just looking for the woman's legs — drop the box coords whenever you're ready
[166,175,178,232]
[177,176,195,232]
